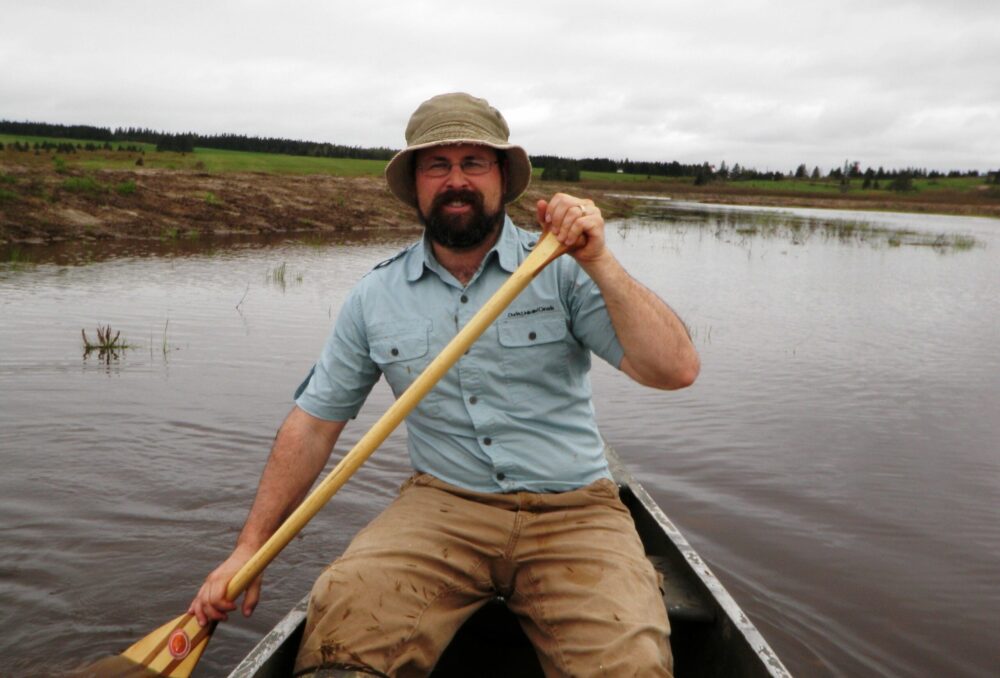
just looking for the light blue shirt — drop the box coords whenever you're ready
[295,216,624,493]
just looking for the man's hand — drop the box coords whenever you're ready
[537,193,607,266]
[188,543,263,627]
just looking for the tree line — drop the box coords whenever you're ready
[3,120,995,185]
[0,120,396,160]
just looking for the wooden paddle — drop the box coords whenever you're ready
[95,230,569,677]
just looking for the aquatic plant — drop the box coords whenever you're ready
[264,261,304,290]
[82,325,132,362]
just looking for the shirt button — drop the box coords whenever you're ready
[483,437,492,446]
[460,294,469,303]
[496,472,506,481]
[390,347,399,356]
[469,395,478,405]
[528,331,537,340]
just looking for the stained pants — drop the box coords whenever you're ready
[294,474,672,677]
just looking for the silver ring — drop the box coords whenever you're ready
[578,204,587,216]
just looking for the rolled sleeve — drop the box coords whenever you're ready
[295,289,380,421]
[564,263,625,369]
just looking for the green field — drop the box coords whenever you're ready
[0,133,388,176]
[1,133,991,195]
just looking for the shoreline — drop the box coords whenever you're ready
[2,166,998,247]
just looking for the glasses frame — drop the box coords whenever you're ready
[415,158,500,178]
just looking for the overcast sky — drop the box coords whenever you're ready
[3,1,998,172]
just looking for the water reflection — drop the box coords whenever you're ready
[1,203,998,677]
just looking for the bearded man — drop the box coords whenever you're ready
[190,92,699,677]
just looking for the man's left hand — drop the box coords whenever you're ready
[536,193,606,265]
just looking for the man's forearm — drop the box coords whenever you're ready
[237,407,346,549]
[583,251,700,390]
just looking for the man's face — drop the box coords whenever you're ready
[414,144,505,250]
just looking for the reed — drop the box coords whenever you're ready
[82,325,132,362]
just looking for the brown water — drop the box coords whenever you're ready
[1,202,998,677]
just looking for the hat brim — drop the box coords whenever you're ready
[384,139,532,209]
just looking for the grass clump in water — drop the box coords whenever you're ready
[82,325,133,362]
[266,261,303,289]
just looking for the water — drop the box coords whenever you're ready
[1,203,997,677]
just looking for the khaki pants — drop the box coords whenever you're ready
[295,474,672,677]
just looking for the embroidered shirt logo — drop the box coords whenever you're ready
[506,305,555,318]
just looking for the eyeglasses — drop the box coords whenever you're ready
[416,158,498,178]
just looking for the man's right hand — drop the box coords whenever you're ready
[188,543,263,627]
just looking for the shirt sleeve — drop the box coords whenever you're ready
[294,286,381,421]
[562,260,625,369]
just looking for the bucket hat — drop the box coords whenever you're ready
[384,92,532,208]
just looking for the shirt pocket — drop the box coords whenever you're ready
[497,312,570,404]
[368,320,441,415]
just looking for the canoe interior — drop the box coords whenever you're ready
[231,462,787,677]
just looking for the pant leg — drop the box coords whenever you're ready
[294,476,511,677]
[508,480,673,678]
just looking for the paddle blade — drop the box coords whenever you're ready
[99,613,215,677]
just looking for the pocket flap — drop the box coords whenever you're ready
[497,313,567,348]
[370,322,430,363]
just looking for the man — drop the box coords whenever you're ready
[190,92,699,676]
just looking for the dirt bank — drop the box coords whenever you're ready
[0,166,637,245]
[2,165,997,246]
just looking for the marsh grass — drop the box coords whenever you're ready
[82,325,133,362]
[3,247,34,270]
[636,205,981,251]
[266,261,303,290]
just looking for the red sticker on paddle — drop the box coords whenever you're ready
[168,628,191,659]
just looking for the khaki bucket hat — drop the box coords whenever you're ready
[384,92,532,208]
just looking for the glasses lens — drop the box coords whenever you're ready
[422,161,451,177]
[462,159,492,175]
[419,159,494,177]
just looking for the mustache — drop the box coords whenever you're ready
[430,188,483,213]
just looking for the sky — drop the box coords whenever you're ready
[2,0,999,173]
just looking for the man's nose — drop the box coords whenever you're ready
[444,163,471,187]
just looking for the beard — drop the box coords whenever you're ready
[419,188,503,250]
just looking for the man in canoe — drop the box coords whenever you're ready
[190,92,700,676]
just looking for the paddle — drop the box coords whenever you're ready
[90,230,570,678]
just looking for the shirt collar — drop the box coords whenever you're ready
[405,214,520,283]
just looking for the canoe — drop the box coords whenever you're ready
[228,446,791,677]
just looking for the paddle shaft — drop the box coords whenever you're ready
[225,231,567,598]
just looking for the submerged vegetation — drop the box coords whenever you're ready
[632,204,982,252]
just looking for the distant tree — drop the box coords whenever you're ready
[693,162,714,186]
[811,166,820,180]
[889,172,916,192]
[540,159,580,181]
[794,163,808,179]
[716,160,729,180]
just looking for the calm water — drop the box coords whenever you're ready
[1,203,998,677]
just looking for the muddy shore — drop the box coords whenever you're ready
[2,165,997,246]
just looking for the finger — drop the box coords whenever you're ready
[562,215,589,248]
[243,575,263,617]
[535,199,549,230]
